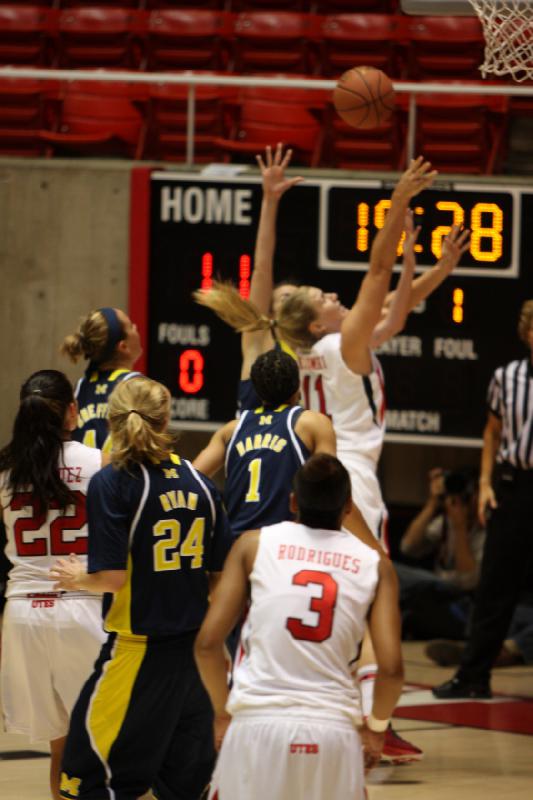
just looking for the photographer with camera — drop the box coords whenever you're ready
[394,467,485,640]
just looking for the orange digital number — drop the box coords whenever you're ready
[470,203,503,262]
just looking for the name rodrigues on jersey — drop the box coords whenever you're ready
[160,186,253,225]
[235,434,288,456]
[386,409,441,432]
[277,543,361,574]
[171,397,209,421]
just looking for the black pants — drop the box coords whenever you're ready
[458,464,533,685]
[60,632,215,800]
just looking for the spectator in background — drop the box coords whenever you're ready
[434,299,533,699]
[395,467,484,640]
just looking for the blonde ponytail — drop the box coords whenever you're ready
[60,310,110,364]
[108,377,174,469]
[193,281,272,334]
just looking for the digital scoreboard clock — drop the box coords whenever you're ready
[130,171,533,445]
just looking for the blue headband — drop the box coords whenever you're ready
[96,307,125,365]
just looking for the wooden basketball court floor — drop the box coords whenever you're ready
[1,641,532,800]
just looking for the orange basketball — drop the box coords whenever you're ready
[333,66,395,129]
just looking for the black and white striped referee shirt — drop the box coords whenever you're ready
[488,358,533,469]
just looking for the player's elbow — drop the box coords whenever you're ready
[194,627,223,660]
[378,660,404,685]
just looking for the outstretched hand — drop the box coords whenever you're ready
[394,156,438,202]
[256,143,304,200]
[439,225,471,273]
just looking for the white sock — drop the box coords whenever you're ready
[357,664,377,719]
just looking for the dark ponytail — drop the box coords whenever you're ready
[0,370,76,511]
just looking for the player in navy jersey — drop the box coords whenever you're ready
[194,144,302,414]
[61,306,142,451]
[193,349,337,539]
[49,376,233,800]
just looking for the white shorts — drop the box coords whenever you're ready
[208,713,364,800]
[1,594,105,742]
[340,455,388,550]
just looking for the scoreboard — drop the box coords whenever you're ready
[135,170,533,445]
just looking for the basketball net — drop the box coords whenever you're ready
[469,0,533,82]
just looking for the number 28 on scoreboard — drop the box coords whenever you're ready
[321,185,516,277]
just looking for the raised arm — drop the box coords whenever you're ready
[406,224,471,311]
[370,209,420,348]
[400,468,444,557]
[241,144,303,379]
[192,420,237,478]
[341,158,437,374]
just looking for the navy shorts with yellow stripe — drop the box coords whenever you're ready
[60,631,215,800]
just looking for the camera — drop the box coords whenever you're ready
[442,469,476,501]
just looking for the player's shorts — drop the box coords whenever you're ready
[339,454,389,551]
[60,630,215,800]
[208,712,364,800]
[1,594,105,742]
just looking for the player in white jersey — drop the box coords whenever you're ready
[0,370,106,800]
[195,453,403,800]
[191,157,470,763]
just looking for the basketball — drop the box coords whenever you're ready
[333,66,395,129]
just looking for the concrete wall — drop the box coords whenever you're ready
[0,158,132,446]
[0,157,480,515]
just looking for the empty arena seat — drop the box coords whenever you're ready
[215,93,323,166]
[140,80,234,163]
[231,0,310,10]
[145,0,225,8]
[145,9,233,71]
[322,103,405,171]
[0,5,56,66]
[320,13,402,78]
[404,92,508,174]
[40,81,146,158]
[405,15,485,80]
[314,0,398,11]
[57,7,143,69]
[0,77,56,156]
[232,12,320,74]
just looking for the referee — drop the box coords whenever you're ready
[434,299,533,698]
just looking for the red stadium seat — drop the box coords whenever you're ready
[0,6,56,66]
[232,12,320,74]
[57,7,143,69]
[231,0,310,10]
[322,103,405,171]
[319,13,402,78]
[145,0,225,8]
[402,92,508,174]
[405,16,485,81]
[40,81,146,158]
[314,0,397,12]
[145,9,233,71]
[62,1,140,7]
[140,80,234,163]
[0,77,56,156]
[215,92,324,166]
